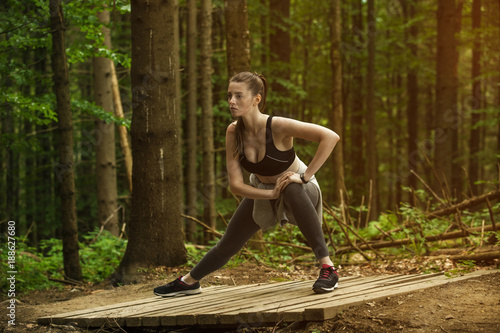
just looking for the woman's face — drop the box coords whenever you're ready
[227,81,259,118]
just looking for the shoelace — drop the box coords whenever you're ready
[319,267,334,279]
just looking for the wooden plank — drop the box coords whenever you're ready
[37,270,497,329]
[39,284,233,326]
[305,270,494,321]
[127,281,301,326]
[220,274,416,324]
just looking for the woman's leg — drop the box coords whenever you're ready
[281,183,338,293]
[188,198,261,281]
[281,183,330,261]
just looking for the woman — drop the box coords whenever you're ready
[154,72,340,296]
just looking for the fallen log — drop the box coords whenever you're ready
[427,190,500,218]
[447,250,500,262]
[335,224,498,255]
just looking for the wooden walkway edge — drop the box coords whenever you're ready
[38,270,497,330]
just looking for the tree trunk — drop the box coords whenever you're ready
[224,0,251,76]
[113,0,186,285]
[269,0,290,115]
[366,0,379,222]
[435,0,458,198]
[350,0,366,208]
[49,0,82,281]
[468,0,482,195]
[93,9,119,236]
[403,1,419,203]
[201,0,216,243]
[110,61,133,194]
[185,0,198,242]
[329,0,345,205]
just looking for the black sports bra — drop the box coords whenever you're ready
[239,116,296,176]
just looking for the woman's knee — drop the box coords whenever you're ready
[282,182,303,196]
[282,182,306,203]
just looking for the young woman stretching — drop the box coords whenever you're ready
[154,72,340,296]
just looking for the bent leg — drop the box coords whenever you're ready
[189,198,261,281]
[282,183,330,260]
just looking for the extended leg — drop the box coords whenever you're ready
[189,198,261,281]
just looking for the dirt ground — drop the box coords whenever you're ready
[1,257,499,333]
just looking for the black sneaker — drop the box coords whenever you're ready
[154,276,202,297]
[312,264,339,294]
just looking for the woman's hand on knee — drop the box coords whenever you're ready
[271,172,294,198]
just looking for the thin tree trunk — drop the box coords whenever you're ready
[93,9,119,236]
[270,0,290,115]
[113,0,186,285]
[395,74,404,207]
[201,0,216,242]
[366,0,379,221]
[330,0,345,205]
[435,0,458,198]
[49,0,82,281]
[224,0,251,76]
[110,61,133,193]
[350,0,365,208]
[404,1,419,203]
[469,0,482,195]
[185,0,198,242]
[498,0,500,172]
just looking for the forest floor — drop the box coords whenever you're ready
[1,256,499,333]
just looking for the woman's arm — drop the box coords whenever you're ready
[273,117,340,182]
[225,123,289,199]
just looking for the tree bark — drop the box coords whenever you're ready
[113,0,186,285]
[330,0,345,205]
[269,0,291,115]
[93,9,119,236]
[185,0,198,242]
[49,0,82,281]
[201,0,216,242]
[435,0,458,197]
[224,0,251,77]
[366,0,379,222]
[468,0,482,195]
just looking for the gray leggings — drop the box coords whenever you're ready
[190,183,329,281]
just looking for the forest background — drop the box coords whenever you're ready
[1,0,499,286]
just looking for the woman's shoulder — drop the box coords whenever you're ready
[226,121,238,138]
[270,115,299,131]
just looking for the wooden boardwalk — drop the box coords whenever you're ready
[38,270,495,330]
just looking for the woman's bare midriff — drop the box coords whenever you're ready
[255,156,300,184]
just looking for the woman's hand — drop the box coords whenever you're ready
[288,173,303,184]
[270,171,302,199]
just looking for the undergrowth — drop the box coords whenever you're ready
[0,228,126,297]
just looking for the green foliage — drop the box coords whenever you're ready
[444,260,476,278]
[79,229,127,283]
[73,99,131,128]
[0,229,127,295]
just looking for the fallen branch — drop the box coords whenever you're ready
[427,190,500,218]
[446,250,500,262]
[49,277,84,286]
[335,223,498,255]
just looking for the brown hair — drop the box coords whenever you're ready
[230,72,268,157]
